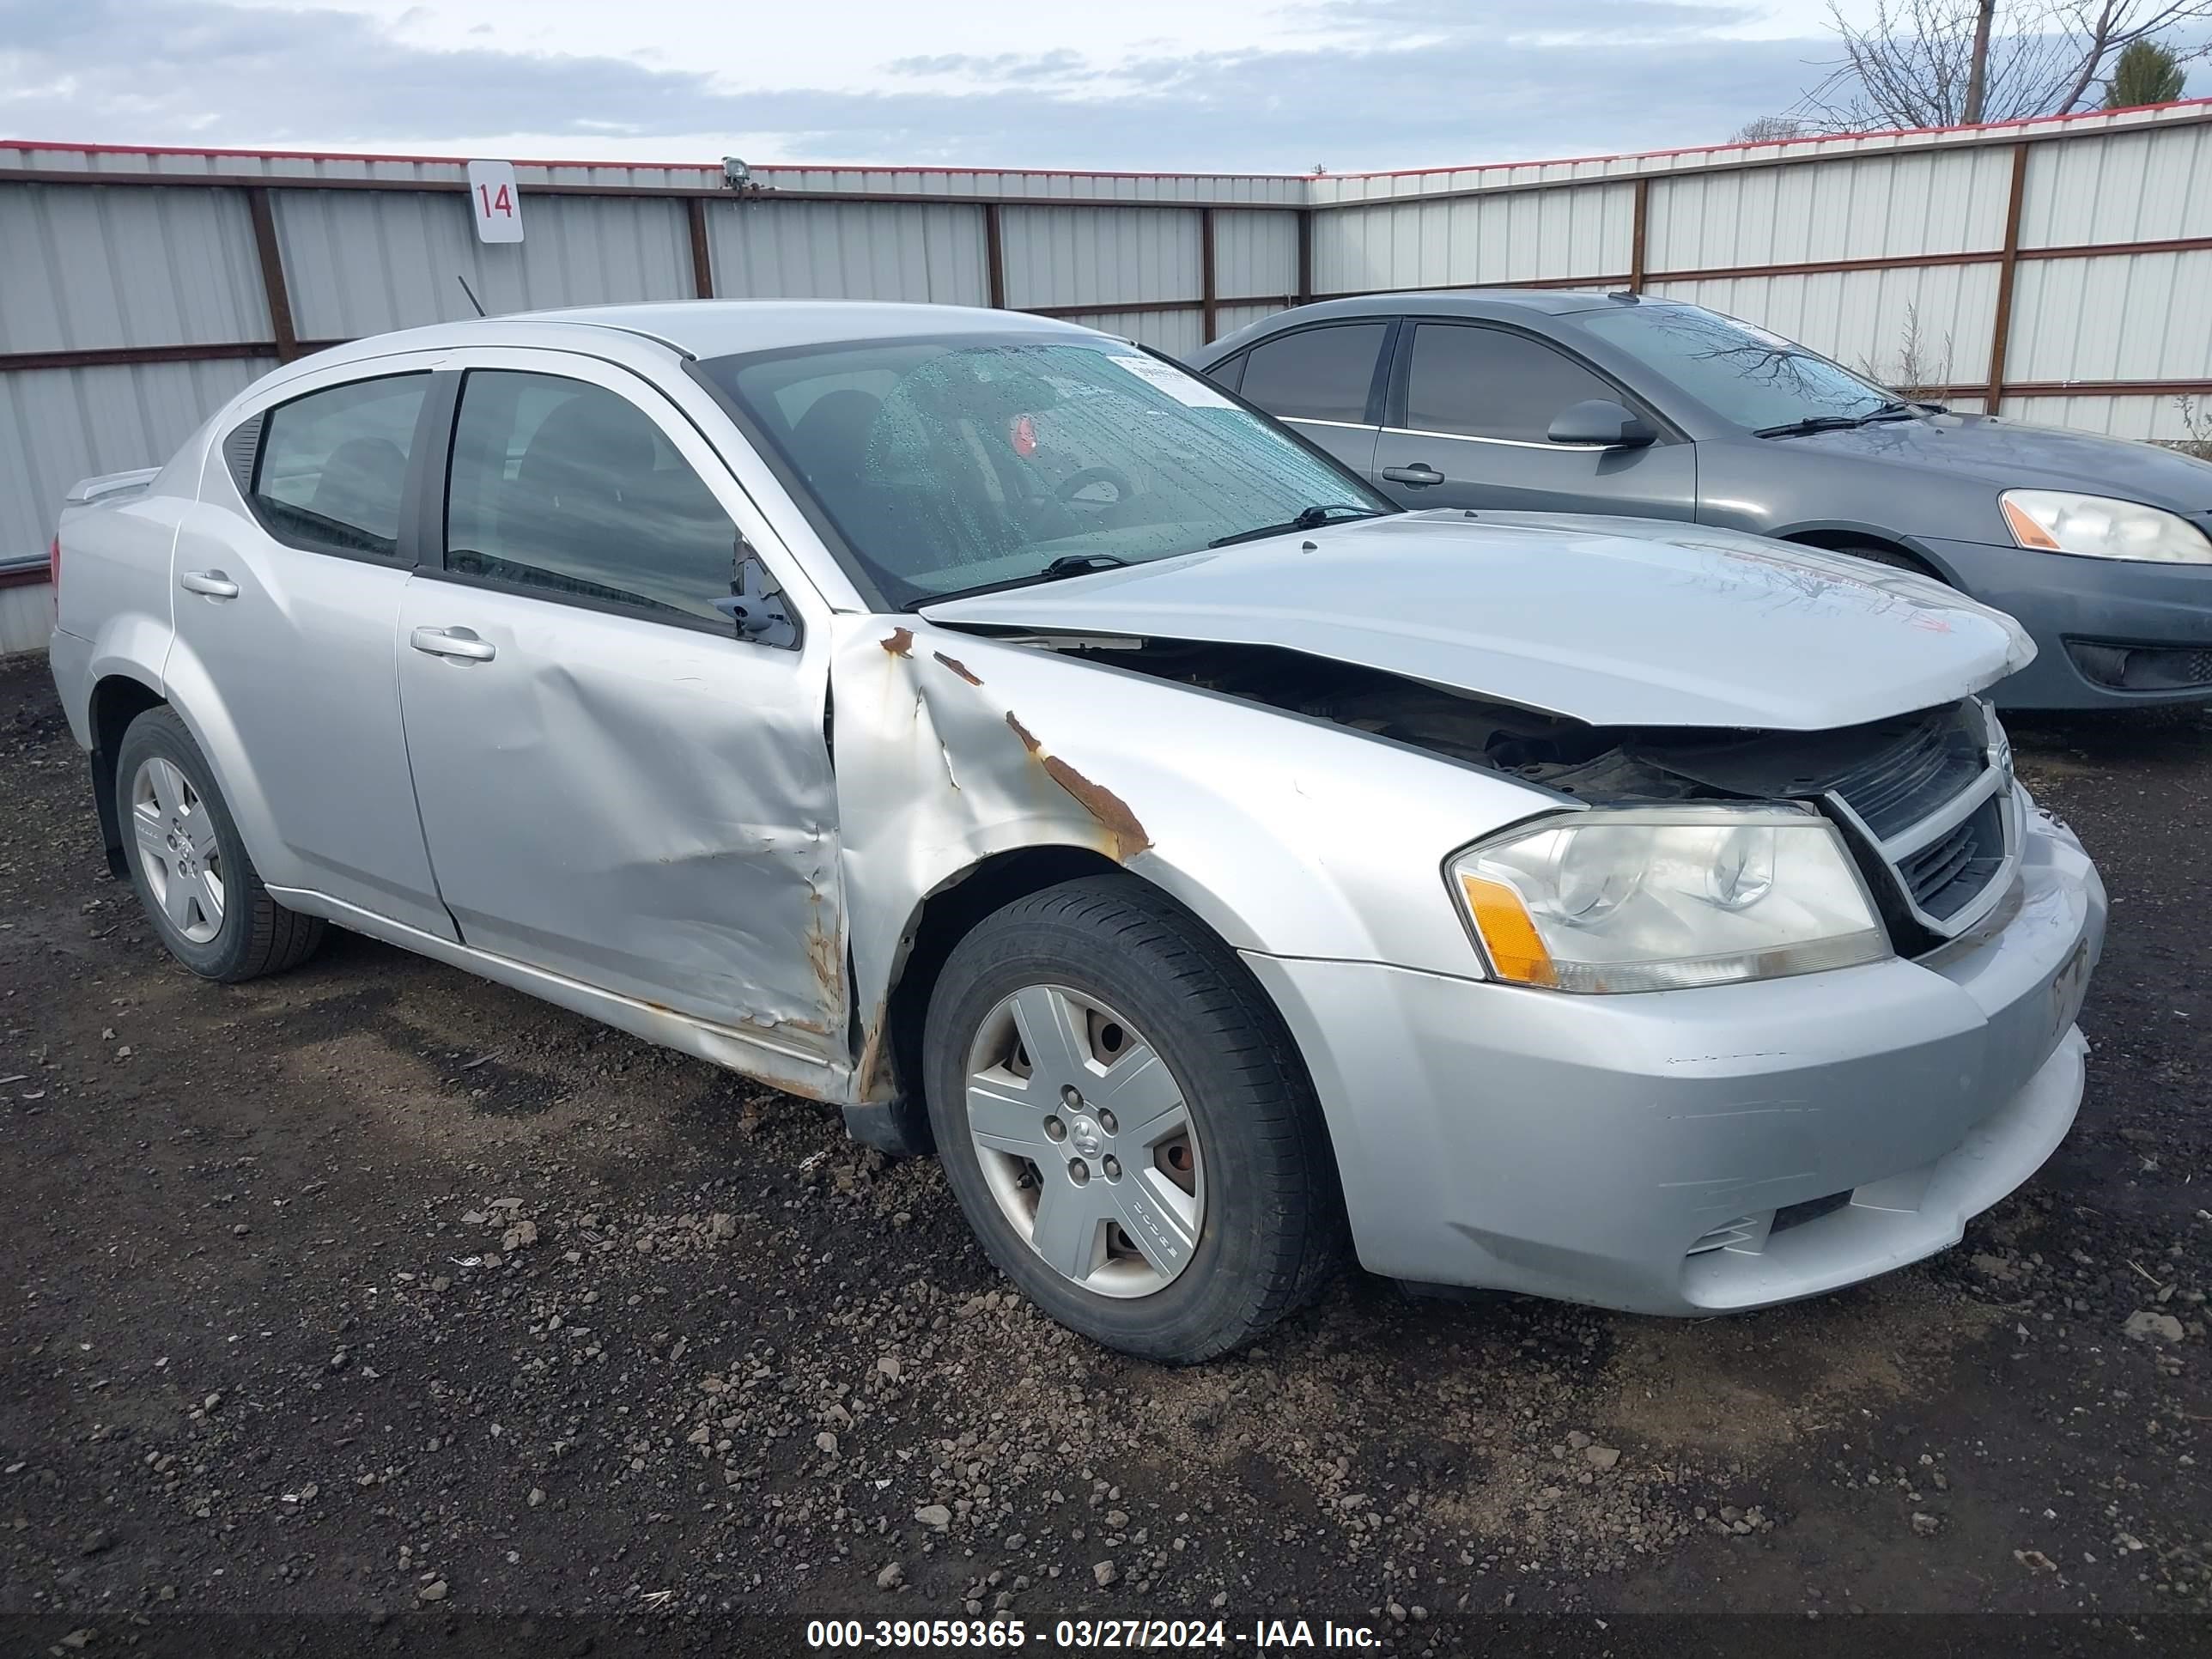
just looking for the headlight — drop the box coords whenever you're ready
[1449,804,1889,994]
[2000,489,2212,563]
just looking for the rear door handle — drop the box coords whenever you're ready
[179,569,240,599]
[410,625,496,663]
[1380,464,1445,487]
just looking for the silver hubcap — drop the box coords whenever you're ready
[131,757,225,945]
[965,984,1204,1298]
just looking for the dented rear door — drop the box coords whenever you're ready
[395,350,843,1059]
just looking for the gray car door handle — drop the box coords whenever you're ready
[179,568,240,599]
[1380,464,1445,486]
[410,626,497,663]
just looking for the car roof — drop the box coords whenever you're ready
[1193,289,1674,361]
[283,300,1106,381]
[519,299,1103,357]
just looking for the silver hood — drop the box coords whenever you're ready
[921,511,2034,731]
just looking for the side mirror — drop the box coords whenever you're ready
[1548,398,1656,448]
[714,546,799,649]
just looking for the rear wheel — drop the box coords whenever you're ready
[115,708,325,981]
[923,875,1343,1363]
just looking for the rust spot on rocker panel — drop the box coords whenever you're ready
[854,996,894,1099]
[1004,712,1153,860]
[933,651,983,686]
[881,627,914,657]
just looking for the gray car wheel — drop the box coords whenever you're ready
[924,874,1344,1363]
[115,708,325,982]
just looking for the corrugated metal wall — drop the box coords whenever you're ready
[4,100,2212,650]
[706,200,989,304]
[1307,102,2212,441]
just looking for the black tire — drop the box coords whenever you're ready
[115,707,325,982]
[923,874,1344,1364]
[1832,542,1946,581]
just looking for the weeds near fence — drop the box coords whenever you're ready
[1859,304,1958,405]
[2174,397,2212,461]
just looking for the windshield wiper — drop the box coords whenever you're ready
[1753,414,1869,440]
[908,552,1132,608]
[1207,503,1386,549]
[1037,553,1129,578]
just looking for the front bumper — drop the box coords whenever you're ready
[1245,800,2106,1316]
[1919,534,2212,711]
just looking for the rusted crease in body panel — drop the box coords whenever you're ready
[836,621,1168,1103]
[803,878,842,1024]
[853,994,894,1099]
[1004,712,1153,860]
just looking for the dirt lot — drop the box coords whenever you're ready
[3,648,2209,1655]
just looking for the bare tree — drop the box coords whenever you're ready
[1797,0,2212,131]
[1732,114,1813,142]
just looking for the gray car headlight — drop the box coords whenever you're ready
[1449,804,1890,994]
[2001,489,2212,563]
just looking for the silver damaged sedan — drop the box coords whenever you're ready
[46,301,2106,1362]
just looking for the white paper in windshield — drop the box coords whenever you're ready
[1107,352,1238,410]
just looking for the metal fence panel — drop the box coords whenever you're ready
[1213,210,1300,303]
[1648,147,2012,269]
[2021,121,2212,246]
[1000,206,1200,310]
[2005,249,2212,384]
[706,200,988,304]
[1310,184,1632,294]
[0,184,269,353]
[0,356,271,568]
[275,189,694,340]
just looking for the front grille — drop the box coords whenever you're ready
[1895,793,2008,921]
[1633,698,2018,941]
[1824,703,1987,840]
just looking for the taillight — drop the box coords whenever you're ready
[48,533,62,621]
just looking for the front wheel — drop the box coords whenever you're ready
[923,875,1343,1363]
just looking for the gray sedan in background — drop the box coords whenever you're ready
[1192,293,2212,713]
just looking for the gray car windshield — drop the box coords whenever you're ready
[704,337,1390,607]
[1578,304,1897,432]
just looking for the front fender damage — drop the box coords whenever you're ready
[830,615,1158,1135]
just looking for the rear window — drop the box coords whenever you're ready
[1237,324,1388,425]
[246,374,428,559]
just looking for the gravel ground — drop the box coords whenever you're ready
[2,650,2209,1656]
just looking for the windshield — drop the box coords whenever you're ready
[702,337,1392,607]
[1577,304,1899,432]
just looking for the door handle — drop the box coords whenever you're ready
[1380,464,1445,487]
[179,569,240,599]
[410,626,496,663]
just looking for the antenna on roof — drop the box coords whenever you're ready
[457,273,487,318]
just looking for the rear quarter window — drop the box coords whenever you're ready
[239,374,430,559]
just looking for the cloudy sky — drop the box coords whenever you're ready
[1,0,2204,173]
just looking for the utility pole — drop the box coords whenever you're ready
[1963,0,1998,123]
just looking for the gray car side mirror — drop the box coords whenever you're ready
[1548,398,1656,448]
